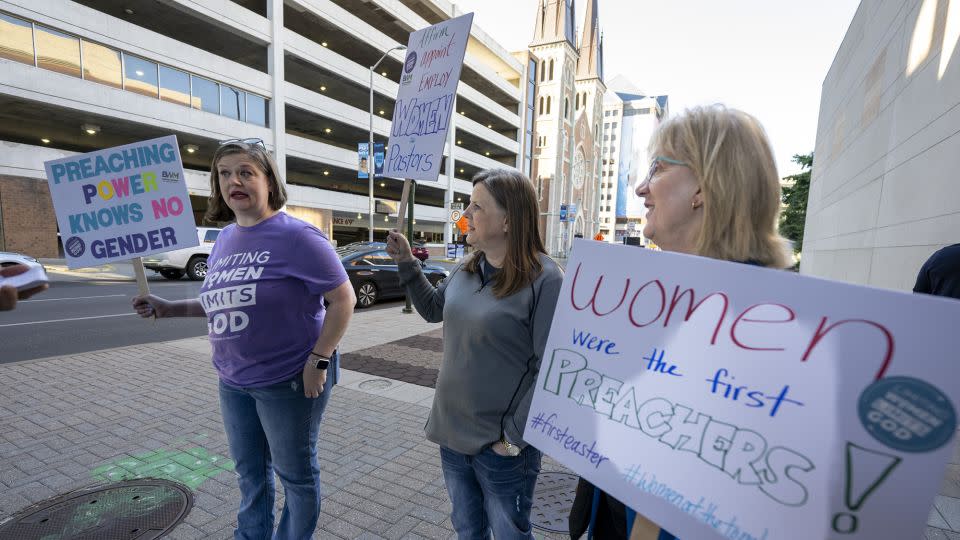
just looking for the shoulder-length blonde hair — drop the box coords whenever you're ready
[464,169,549,297]
[648,104,790,268]
[205,141,288,224]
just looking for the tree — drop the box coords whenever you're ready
[779,153,812,253]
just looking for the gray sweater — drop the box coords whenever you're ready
[398,253,564,455]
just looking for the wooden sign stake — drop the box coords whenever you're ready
[395,179,412,233]
[132,257,150,296]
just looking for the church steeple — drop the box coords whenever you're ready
[531,0,577,49]
[576,0,603,82]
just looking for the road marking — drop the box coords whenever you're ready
[0,313,136,328]
[21,294,127,303]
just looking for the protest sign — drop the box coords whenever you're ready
[44,135,199,270]
[384,13,474,182]
[526,240,960,540]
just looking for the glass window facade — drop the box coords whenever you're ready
[1,13,271,127]
[246,93,267,126]
[524,58,536,177]
[82,41,121,89]
[123,54,159,98]
[159,65,191,106]
[220,85,244,121]
[191,75,219,114]
[36,25,80,78]
[0,13,33,65]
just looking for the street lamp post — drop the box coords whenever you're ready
[369,45,406,242]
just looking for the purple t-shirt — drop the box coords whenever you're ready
[199,212,348,387]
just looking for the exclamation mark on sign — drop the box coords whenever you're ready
[831,442,902,534]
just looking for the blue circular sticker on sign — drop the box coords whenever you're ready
[858,376,956,453]
[65,236,85,258]
[404,51,418,74]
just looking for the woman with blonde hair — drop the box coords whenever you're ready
[637,103,790,267]
[571,104,790,540]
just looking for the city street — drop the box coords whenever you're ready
[0,272,410,365]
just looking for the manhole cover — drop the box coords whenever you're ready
[358,378,393,390]
[531,471,579,533]
[0,479,192,540]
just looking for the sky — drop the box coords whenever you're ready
[452,0,862,176]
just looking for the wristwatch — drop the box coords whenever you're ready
[500,436,521,457]
[309,351,331,370]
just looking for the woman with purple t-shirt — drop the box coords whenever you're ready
[133,139,355,540]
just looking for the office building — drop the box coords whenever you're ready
[599,75,667,244]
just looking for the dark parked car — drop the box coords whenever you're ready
[337,243,448,308]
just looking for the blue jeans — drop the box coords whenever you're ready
[219,356,337,540]
[440,444,542,540]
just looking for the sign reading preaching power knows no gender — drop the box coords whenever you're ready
[526,240,960,540]
[384,13,473,182]
[44,135,199,269]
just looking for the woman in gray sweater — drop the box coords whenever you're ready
[386,169,564,540]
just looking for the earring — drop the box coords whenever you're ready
[692,201,701,210]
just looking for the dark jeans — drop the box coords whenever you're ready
[218,359,336,540]
[440,444,542,540]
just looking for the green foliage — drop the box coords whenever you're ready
[779,153,812,253]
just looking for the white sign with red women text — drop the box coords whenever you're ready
[384,13,473,181]
[44,135,198,269]
[526,240,960,539]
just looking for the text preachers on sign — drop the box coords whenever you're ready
[526,240,960,540]
[383,13,473,182]
[44,135,199,268]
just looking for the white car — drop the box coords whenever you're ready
[142,227,222,280]
[0,252,45,271]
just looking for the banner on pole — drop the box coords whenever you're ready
[44,135,199,269]
[526,240,960,540]
[358,142,385,179]
[384,13,474,182]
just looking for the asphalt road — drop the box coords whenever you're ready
[0,278,406,365]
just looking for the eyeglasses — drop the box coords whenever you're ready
[218,138,265,149]
[640,156,688,188]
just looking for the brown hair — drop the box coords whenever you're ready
[464,169,549,297]
[649,104,790,268]
[205,142,288,223]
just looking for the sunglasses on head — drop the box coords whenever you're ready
[218,138,266,149]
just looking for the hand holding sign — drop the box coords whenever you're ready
[386,230,416,264]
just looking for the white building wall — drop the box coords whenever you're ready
[802,0,960,290]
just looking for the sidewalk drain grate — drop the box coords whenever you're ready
[358,378,393,390]
[531,471,578,533]
[0,479,192,540]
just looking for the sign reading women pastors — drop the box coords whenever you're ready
[526,240,960,540]
[44,135,198,268]
[384,13,473,182]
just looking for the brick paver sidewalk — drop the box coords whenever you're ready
[0,309,569,539]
